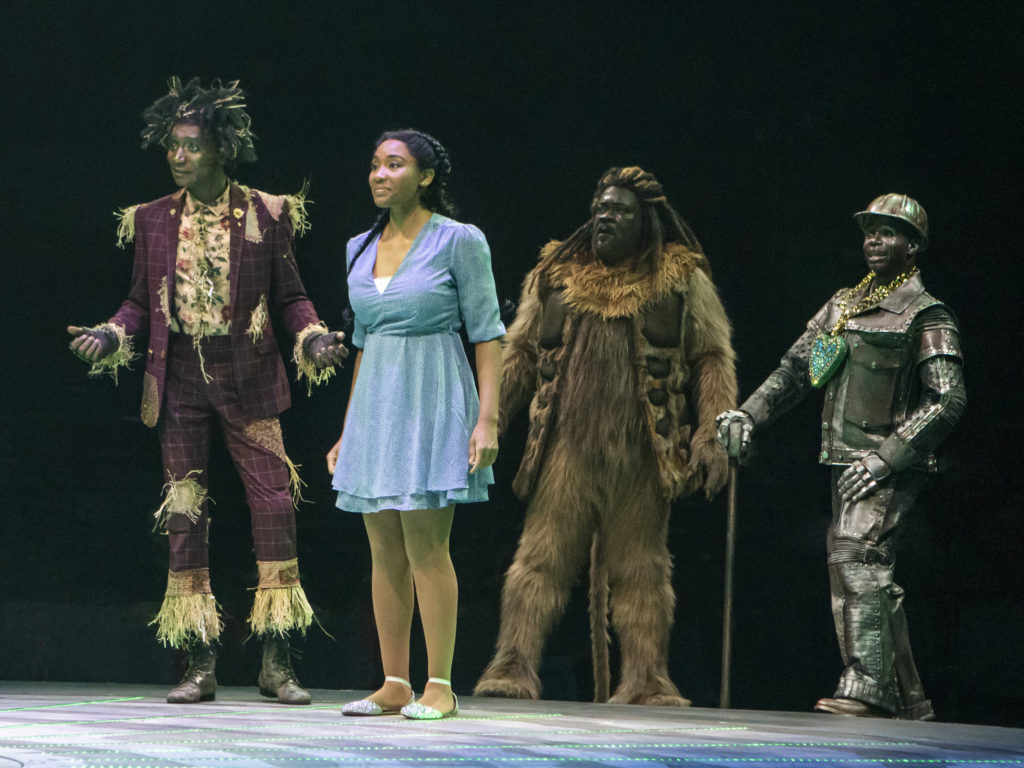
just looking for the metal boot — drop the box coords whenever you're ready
[258,634,311,705]
[166,643,217,703]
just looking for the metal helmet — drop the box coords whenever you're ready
[853,193,929,252]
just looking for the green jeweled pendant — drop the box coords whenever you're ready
[809,333,847,388]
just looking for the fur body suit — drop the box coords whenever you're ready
[475,240,737,705]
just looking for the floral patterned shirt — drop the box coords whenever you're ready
[171,186,232,337]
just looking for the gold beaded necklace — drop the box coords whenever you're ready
[830,266,919,335]
[808,266,919,388]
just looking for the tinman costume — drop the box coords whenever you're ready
[91,181,331,648]
[740,270,965,718]
[475,240,737,705]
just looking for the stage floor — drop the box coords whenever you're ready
[0,682,1020,767]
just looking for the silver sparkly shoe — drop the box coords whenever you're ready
[341,675,414,716]
[401,677,459,720]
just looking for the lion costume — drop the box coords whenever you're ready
[475,167,737,705]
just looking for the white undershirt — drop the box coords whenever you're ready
[374,276,392,293]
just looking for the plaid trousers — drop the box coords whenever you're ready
[159,333,298,572]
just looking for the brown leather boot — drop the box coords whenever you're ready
[258,634,311,705]
[166,643,217,703]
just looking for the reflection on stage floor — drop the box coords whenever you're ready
[0,681,1021,767]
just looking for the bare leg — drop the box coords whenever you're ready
[362,510,416,710]
[401,506,457,713]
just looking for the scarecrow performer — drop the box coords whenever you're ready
[474,167,736,705]
[67,77,347,705]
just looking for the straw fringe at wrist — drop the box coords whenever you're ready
[294,322,336,394]
[86,323,136,385]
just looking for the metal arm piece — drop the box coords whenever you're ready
[883,356,966,468]
[739,326,817,429]
[715,320,825,464]
[875,306,965,474]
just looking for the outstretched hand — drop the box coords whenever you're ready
[67,325,116,363]
[305,330,349,368]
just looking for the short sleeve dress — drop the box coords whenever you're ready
[332,214,506,513]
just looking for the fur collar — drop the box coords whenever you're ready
[540,241,704,319]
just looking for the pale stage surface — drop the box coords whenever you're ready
[0,682,1021,767]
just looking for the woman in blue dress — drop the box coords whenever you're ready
[327,129,504,719]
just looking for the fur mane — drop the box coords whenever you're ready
[539,241,704,320]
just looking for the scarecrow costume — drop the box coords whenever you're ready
[72,78,344,704]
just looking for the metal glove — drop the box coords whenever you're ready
[837,453,891,502]
[715,410,755,463]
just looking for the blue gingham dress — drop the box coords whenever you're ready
[333,214,505,513]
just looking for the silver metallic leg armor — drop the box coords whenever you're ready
[827,468,935,719]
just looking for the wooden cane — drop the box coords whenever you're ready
[719,457,738,709]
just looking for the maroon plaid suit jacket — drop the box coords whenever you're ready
[110,183,321,427]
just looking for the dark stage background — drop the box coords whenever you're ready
[2,1,1021,727]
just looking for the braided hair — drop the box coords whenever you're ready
[538,166,706,275]
[140,77,257,170]
[348,129,455,275]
